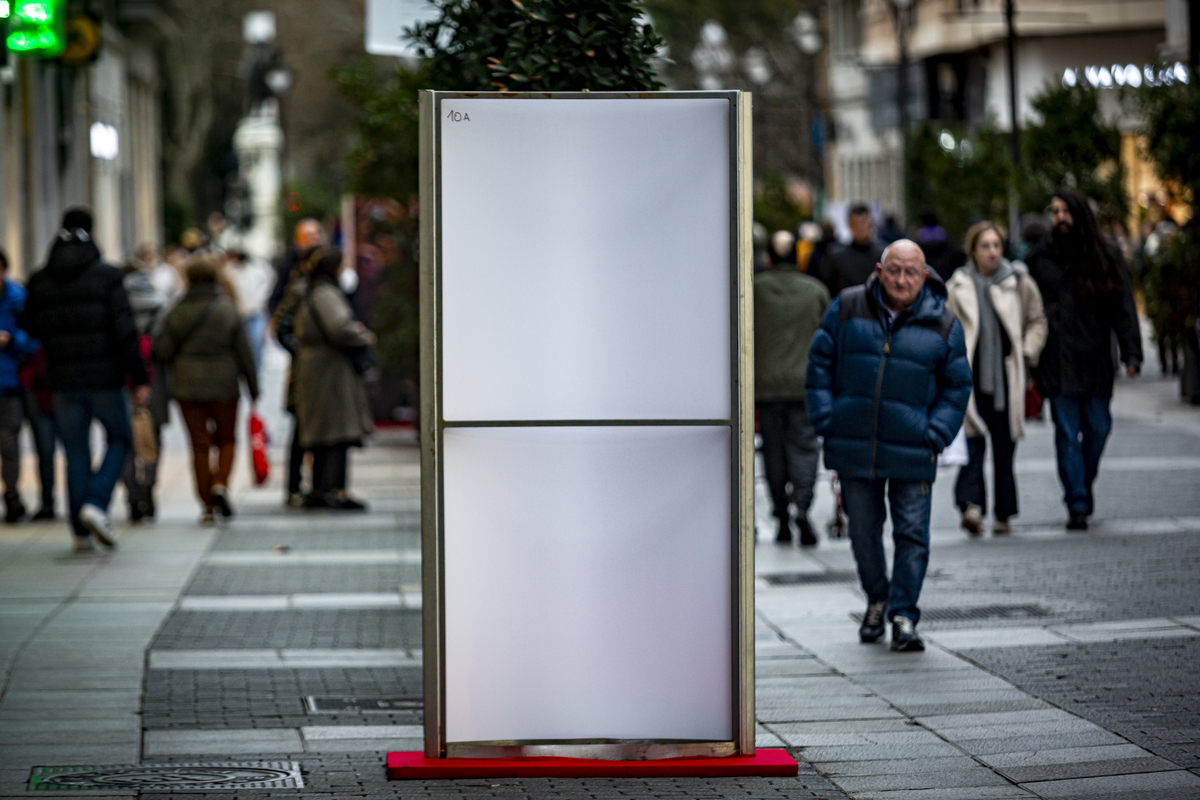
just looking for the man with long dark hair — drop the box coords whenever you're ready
[1026,189,1142,531]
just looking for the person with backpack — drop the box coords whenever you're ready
[19,208,149,552]
[154,256,258,523]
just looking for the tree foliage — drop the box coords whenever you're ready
[410,0,665,92]
[1134,65,1200,349]
[906,122,1011,244]
[1020,83,1126,224]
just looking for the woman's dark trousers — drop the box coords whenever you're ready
[954,392,1018,521]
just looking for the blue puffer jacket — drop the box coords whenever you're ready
[806,273,971,482]
[0,278,36,391]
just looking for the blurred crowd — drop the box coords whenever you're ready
[0,208,376,552]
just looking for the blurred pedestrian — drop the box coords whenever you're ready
[915,211,967,283]
[1026,189,1142,531]
[294,249,374,511]
[19,208,149,552]
[272,249,317,507]
[945,222,1047,535]
[119,255,168,522]
[878,214,904,244]
[154,256,259,524]
[20,349,57,520]
[807,240,971,651]
[820,204,884,296]
[223,249,275,371]
[755,231,830,545]
[270,218,325,314]
[0,248,38,522]
[135,243,183,311]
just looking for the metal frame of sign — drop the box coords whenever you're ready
[418,90,753,760]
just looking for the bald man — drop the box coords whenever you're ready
[806,240,971,652]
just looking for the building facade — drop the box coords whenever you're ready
[824,0,1173,226]
[0,0,170,278]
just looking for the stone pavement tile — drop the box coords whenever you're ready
[1020,769,1200,799]
[927,627,1069,649]
[849,787,1035,800]
[756,701,904,723]
[0,718,139,744]
[0,689,141,709]
[798,741,963,761]
[831,767,1013,793]
[304,736,423,753]
[756,658,837,677]
[917,708,1082,729]
[142,728,303,755]
[0,744,139,768]
[996,755,1178,783]
[819,756,981,777]
[4,667,145,691]
[900,699,1051,716]
[929,718,1101,740]
[957,729,1127,755]
[771,719,918,737]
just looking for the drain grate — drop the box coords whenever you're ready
[762,570,858,586]
[28,762,303,791]
[306,695,423,713]
[851,604,1051,623]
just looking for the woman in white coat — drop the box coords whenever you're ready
[946,222,1048,534]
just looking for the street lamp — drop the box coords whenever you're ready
[893,0,913,224]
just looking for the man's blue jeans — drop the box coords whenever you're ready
[52,390,132,538]
[1050,394,1113,514]
[842,478,932,624]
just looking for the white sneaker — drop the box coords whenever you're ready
[79,504,116,548]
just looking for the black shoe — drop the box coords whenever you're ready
[797,515,818,547]
[859,601,887,643]
[4,493,26,523]
[31,506,55,521]
[775,516,792,543]
[890,617,924,651]
[1066,512,1088,531]
[304,492,330,509]
[1085,488,1094,516]
[330,495,368,512]
[129,504,144,523]
[211,487,234,518]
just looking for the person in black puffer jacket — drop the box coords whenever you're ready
[19,208,149,552]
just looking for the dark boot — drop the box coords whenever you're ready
[775,515,792,543]
[4,492,25,524]
[797,515,818,547]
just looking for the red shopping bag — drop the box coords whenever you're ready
[249,409,270,485]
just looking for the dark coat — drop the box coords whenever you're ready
[294,278,373,448]
[1025,239,1142,397]
[153,283,259,403]
[806,273,972,482]
[754,267,830,402]
[820,240,885,296]
[20,235,148,391]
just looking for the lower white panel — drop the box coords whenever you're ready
[442,425,732,743]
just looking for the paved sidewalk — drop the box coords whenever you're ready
[0,368,1198,799]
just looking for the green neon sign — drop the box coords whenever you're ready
[6,0,64,56]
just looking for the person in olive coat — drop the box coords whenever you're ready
[154,256,258,523]
[755,230,830,545]
[294,249,374,510]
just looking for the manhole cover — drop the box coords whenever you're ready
[850,604,1050,622]
[762,570,858,586]
[306,695,423,713]
[28,762,303,791]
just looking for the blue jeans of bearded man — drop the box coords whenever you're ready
[1049,394,1112,515]
[842,478,933,624]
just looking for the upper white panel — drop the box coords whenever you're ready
[439,97,732,421]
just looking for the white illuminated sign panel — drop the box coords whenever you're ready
[420,91,752,758]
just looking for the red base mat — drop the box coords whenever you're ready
[387,749,798,779]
